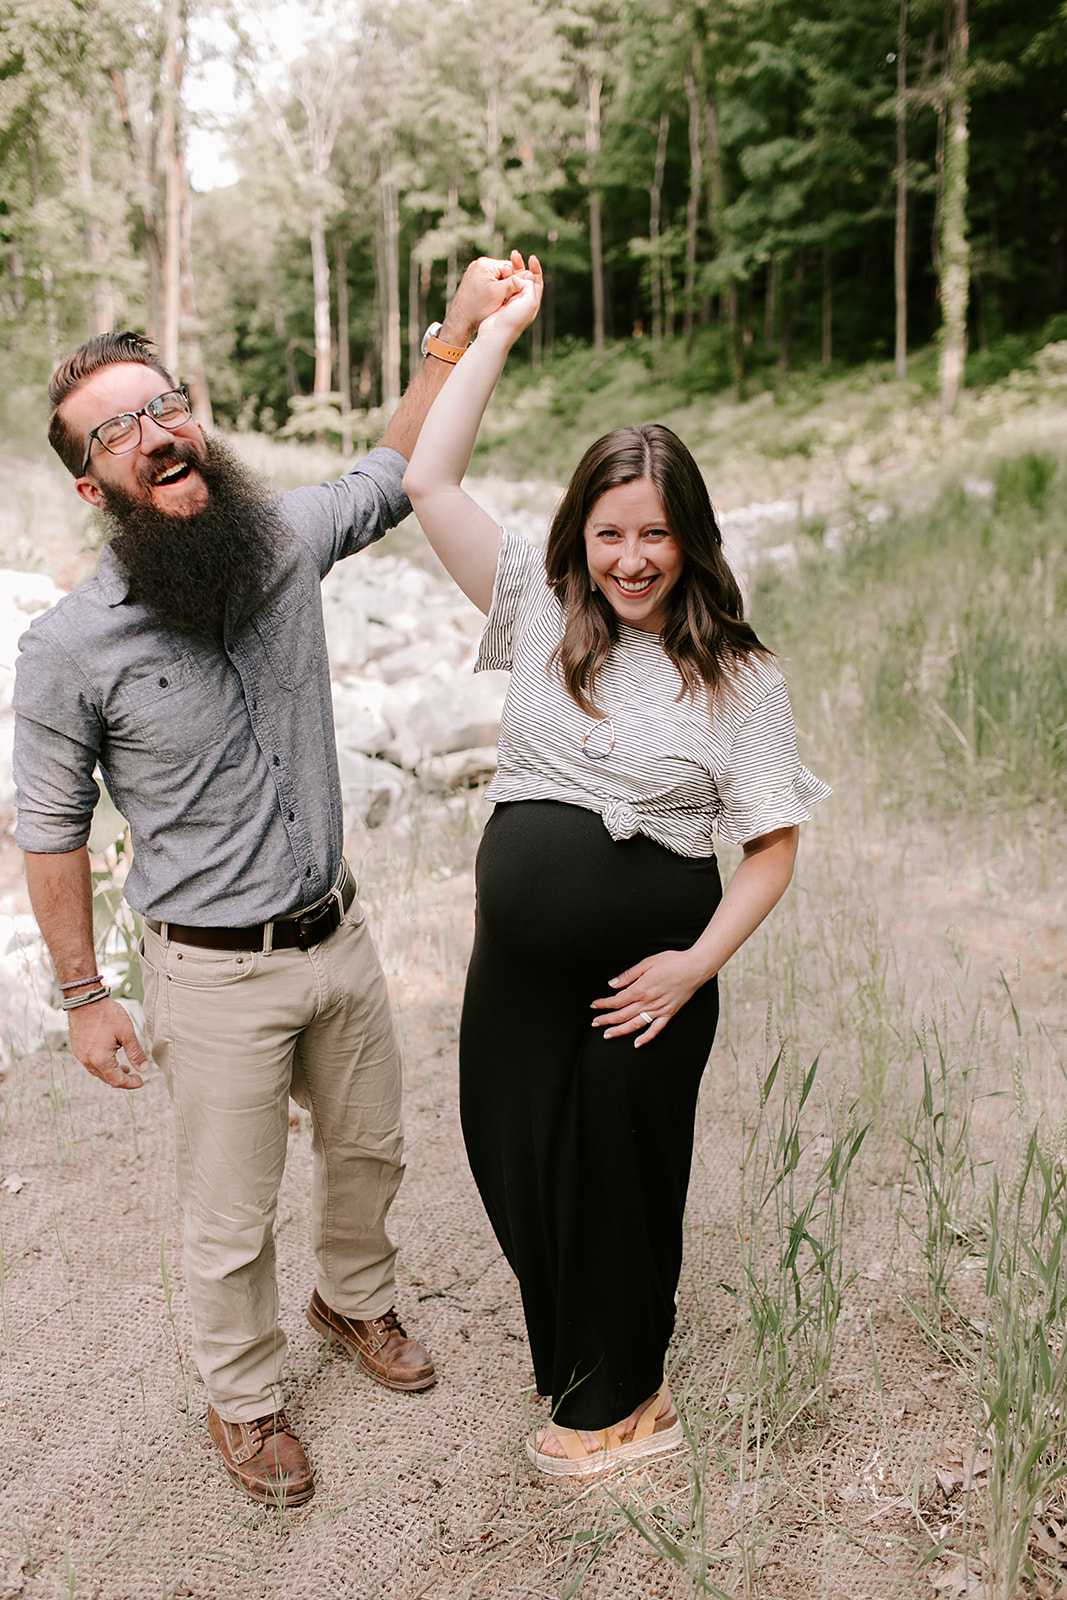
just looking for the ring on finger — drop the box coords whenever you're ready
[639,1011,654,1025]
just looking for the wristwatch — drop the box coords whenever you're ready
[421,322,468,364]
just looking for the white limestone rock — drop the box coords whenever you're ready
[418,746,499,791]
[337,748,410,833]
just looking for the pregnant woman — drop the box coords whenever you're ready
[403,256,829,1475]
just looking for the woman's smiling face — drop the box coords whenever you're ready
[583,477,685,633]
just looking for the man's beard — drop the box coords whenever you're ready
[98,436,286,635]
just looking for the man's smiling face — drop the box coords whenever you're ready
[64,362,210,518]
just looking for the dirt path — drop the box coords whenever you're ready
[2,801,1064,1600]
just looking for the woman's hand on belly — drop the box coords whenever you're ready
[591,946,710,1048]
[591,824,801,1048]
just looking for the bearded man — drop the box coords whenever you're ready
[12,256,519,1505]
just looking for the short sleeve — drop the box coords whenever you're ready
[714,676,831,846]
[475,531,542,673]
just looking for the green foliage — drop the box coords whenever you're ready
[3,0,1065,411]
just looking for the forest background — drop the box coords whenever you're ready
[1,0,1066,447]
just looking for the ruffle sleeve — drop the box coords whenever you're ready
[713,676,831,846]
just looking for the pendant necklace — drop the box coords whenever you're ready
[581,645,666,761]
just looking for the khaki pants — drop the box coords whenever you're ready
[140,894,404,1422]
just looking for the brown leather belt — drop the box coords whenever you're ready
[145,870,355,953]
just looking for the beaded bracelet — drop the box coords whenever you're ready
[60,984,111,1012]
[58,973,104,992]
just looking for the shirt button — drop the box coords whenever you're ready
[288,812,295,822]
[158,677,168,688]
[305,866,312,877]
[273,755,280,766]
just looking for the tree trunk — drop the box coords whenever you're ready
[379,143,401,410]
[336,236,352,456]
[779,253,803,373]
[728,278,742,392]
[41,264,59,365]
[584,71,605,351]
[531,304,543,372]
[111,66,165,349]
[821,245,832,365]
[76,114,114,336]
[8,246,25,318]
[544,235,557,362]
[309,204,332,397]
[765,255,777,351]
[408,238,420,382]
[482,86,502,255]
[179,151,212,425]
[650,109,669,369]
[705,91,741,389]
[446,183,459,303]
[27,130,59,365]
[939,0,970,417]
[336,237,351,407]
[160,0,184,375]
[894,0,909,380]
[683,61,702,356]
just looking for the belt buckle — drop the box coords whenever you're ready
[294,898,341,951]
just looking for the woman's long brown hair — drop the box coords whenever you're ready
[544,423,769,716]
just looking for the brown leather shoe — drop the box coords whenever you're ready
[306,1287,436,1391]
[207,1406,315,1505]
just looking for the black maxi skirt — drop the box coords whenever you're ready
[459,800,722,1431]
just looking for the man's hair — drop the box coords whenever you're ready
[48,331,176,477]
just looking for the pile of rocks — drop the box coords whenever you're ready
[321,548,511,838]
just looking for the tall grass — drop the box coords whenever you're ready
[730,1046,867,1432]
[750,450,1067,816]
[899,1010,987,1326]
[977,1135,1067,1599]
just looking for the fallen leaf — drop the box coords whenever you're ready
[1031,1516,1067,1561]
[931,1560,986,1597]
[936,1465,965,1497]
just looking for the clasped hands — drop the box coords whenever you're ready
[448,250,543,347]
[591,946,711,1049]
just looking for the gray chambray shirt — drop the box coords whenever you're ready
[13,447,409,925]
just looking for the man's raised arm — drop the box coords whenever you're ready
[379,253,523,461]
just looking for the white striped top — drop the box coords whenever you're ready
[476,532,830,857]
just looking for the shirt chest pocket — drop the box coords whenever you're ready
[252,579,325,690]
[109,654,225,759]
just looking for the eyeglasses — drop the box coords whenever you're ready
[80,388,193,475]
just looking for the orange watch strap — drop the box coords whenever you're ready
[423,333,468,364]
